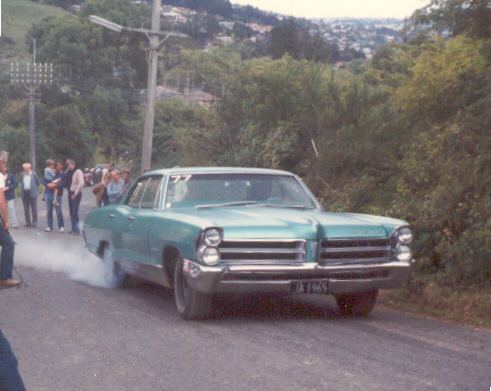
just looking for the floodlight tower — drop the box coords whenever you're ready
[10,39,53,171]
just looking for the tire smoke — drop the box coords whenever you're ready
[12,231,116,288]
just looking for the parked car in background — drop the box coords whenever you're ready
[84,168,94,186]
[83,167,414,319]
[92,163,110,184]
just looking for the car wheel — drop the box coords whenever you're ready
[101,245,128,288]
[335,289,378,316]
[174,257,212,320]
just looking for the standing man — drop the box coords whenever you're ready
[66,159,84,235]
[2,165,19,229]
[20,162,40,228]
[121,169,133,195]
[44,160,66,233]
[107,170,124,204]
[0,150,20,288]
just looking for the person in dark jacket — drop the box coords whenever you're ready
[44,160,66,233]
[20,163,41,228]
[2,166,19,229]
[0,328,26,391]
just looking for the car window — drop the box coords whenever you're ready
[126,178,148,208]
[140,176,163,209]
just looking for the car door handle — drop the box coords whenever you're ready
[128,216,135,221]
[108,214,115,219]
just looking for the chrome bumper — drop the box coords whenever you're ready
[183,259,413,295]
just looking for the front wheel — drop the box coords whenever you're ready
[174,257,212,320]
[335,289,378,316]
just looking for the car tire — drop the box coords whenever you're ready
[335,289,378,316]
[174,257,212,320]
[101,245,128,288]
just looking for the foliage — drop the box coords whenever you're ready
[0,0,68,59]
[1,0,489,297]
[270,18,340,63]
[403,0,491,40]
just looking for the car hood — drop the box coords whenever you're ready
[183,206,407,240]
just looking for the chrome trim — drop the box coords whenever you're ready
[218,238,307,265]
[221,238,305,243]
[225,261,410,273]
[320,257,390,265]
[220,248,305,254]
[184,259,413,294]
[322,246,391,253]
[320,237,392,265]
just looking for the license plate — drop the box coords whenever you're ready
[290,279,329,295]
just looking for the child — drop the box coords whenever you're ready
[43,159,60,206]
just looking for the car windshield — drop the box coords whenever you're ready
[165,174,317,209]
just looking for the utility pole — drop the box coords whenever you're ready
[141,0,162,173]
[89,4,186,173]
[10,39,53,172]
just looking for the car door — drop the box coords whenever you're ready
[125,175,164,265]
[115,177,149,264]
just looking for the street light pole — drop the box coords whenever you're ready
[89,1,186,173]
[141,0,161,173]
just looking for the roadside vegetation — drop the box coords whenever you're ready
[0,0,489,327]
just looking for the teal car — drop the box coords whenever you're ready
[83,167,414,319]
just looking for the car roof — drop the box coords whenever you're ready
[142,167,296,177]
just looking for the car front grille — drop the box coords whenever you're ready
[219,239,306,265]
[319,237,392,265]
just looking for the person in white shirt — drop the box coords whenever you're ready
[66,159,84,235]
[0,150,20,288]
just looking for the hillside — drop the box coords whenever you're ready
[0,0,69,61]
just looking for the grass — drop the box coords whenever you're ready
[379,284,491,329]
[0,0,69,60]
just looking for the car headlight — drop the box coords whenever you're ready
[395,244,412,263]
[202,228,223,247]
[198,245,221,266]
[396,226,413,244]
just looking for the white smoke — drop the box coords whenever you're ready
[12,231,117,288]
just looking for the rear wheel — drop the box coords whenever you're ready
[335,289,378,316]
[101,245,128,288]
[174,257,212,320]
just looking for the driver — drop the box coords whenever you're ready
[248,180,272,201]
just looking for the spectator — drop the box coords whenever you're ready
[0,328,26,390]
[121,169,133,195]
[44,160,66,233]
[66,159,84,236]
[107,170,124,204]
[20,162,40,228]
[2,165,19,229]
[42,159,61,207]
[92,173,111,207]
[0,150,20,288]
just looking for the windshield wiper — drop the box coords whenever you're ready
[195,201,258,209]
[247,203,309,209]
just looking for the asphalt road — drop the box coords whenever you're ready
[1,188,490,391]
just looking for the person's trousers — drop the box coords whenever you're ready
[22,192,37,226]
[0,328,26,391]
[68,192,82,233]
[46,193,64,230]
[6,199,19,228]
[0,228,15,281]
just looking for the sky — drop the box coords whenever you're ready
[231,0,431,19]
